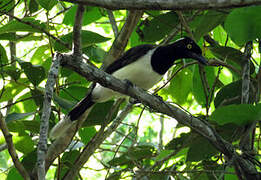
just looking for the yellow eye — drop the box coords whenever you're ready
[187,44,192,49]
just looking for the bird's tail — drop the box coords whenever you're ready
[49,93,95,139]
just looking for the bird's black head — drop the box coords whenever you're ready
[173,37,207,65]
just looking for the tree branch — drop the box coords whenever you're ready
[62,0,261,10]
[63,102,133,179]
[102,10,143,68]
[42,11,143,173]
[107,10,119,37]
[73,5,85,56]
[36,53,61,180]
[60,53,260,179]
[0,112,30,180]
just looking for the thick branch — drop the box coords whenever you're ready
[62,0,261,10]
[60,53,260,179]
[61,54,230,153]
[102,10,143,68]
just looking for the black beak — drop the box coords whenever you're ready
[187,52,208,65]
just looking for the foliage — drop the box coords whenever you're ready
[0,1,261,180]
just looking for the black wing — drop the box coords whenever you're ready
[105,44,155,74]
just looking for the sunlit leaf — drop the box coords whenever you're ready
[38,0,57,11]
[224,6,261,46]
[54,30,110,52]
[6,168,23,180]
[6,112,35,123]
[140,11,179,42]
[78,127,96,144]
[17,59,46,86]
[63,6,103,26]
[13,136,34,155]
[194,10,227,41]
[0,18,46,34]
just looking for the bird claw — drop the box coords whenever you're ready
[154,93,164,102]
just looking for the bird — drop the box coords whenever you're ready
[49,37,207,139]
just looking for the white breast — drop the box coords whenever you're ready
[92,49,163,102]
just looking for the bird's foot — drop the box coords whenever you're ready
[123,79,134,89]
[153,93,164,102]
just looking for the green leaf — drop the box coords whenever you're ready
[7,168,23,180]
[224,6,261,46]
[168,68,193,105]
[108,145,156,166]
[82,45,106,63]
[0,17,46,34]
[194,10,227,41]
[140,12,179,42]
[37,0,57,11]
[12,91,38,113]
[78,127,96,144]
[13,135,34,154]
[83,101,117,126]
[59,86,89,102]
[0,80,26,103]
[0,0,15,12]
[54,30,110,52]
[58,150,80,179]
[63,6,103,26]
[192,66,216,106]
[165,133,191,150]
[0,33,16,41]
[6,112,35,123]
[53,93,75,111]
[31,44,50,64]
[209,46,255,74]
[210,104,261,126]
[29,0,40,13]
[17,59,46,86]
[214,80,256,108]
[21,150,37,171]
[187,137,218,162]
[3,66,21,80]
[21,120,40,133]
[107,172,121,180]
[0,43,8,64]
[154,150,174,161]
[30,89,44,108]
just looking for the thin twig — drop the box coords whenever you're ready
[107,10,118,37]
[0,112,30,180]
[63,103,133,180]
[3,12,70,49]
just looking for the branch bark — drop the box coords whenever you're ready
[36,53,61,180]
[102,10,143,68]
[60,53,260,179]
[42,10,143,174]
[62,0,261,10]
